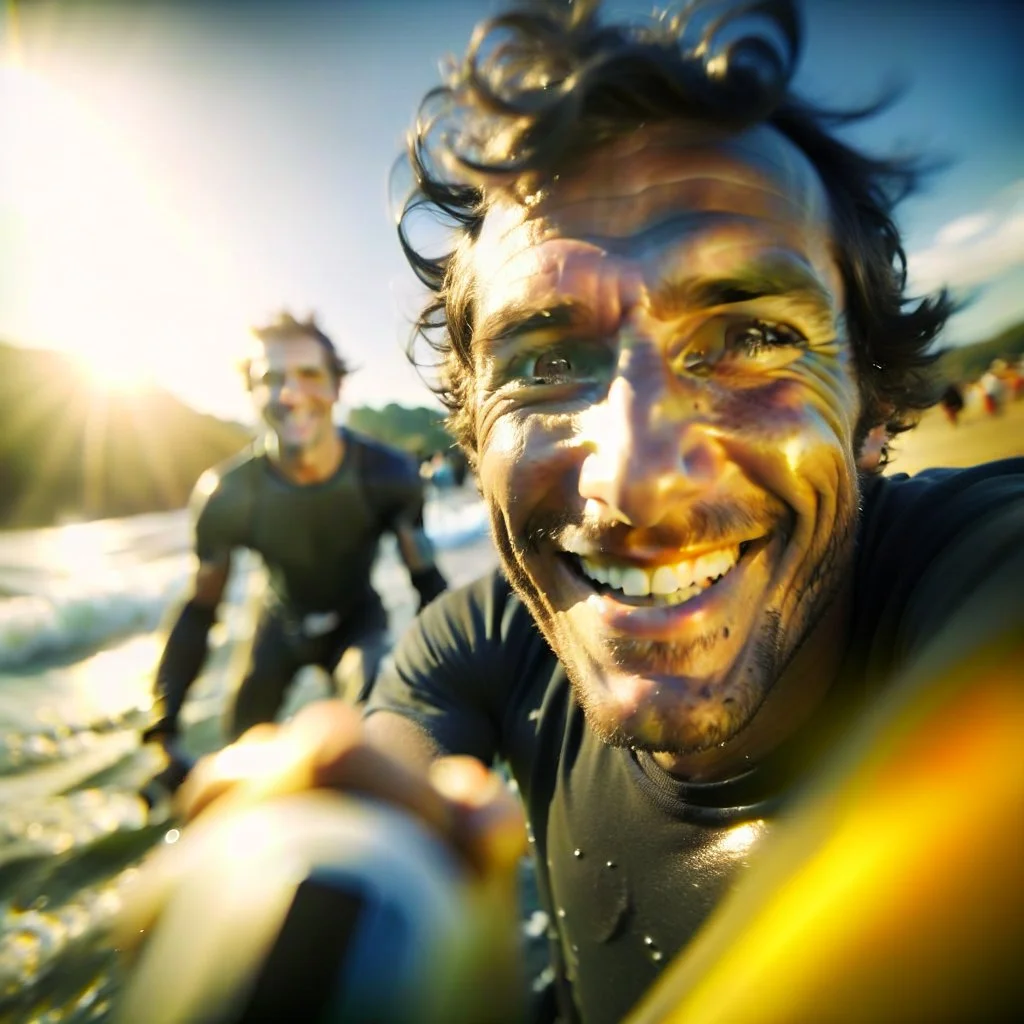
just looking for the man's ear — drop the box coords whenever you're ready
[856,424,888,472]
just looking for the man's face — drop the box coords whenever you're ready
[248,335,339,454]
[468,123,862,758]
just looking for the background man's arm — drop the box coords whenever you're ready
[388,462,448,608]
[142,557,230,743]
[394,520,448,609]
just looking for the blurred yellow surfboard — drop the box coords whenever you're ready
[629,618,1023,1024]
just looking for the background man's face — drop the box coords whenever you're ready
[248,335,339,454]
[468,122,862,756]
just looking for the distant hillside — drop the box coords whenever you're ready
[936,320,1024,383]
[0,343,252,529]
[348,403,454,460]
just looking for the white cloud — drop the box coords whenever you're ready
[908,181,1024,293]
[934,212,993,247]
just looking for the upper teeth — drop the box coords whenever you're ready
[579,546,740,598]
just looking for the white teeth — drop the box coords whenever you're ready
[649,565,679,596]
[620,567,650,597]
[578,545,741,603]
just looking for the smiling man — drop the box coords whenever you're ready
[154,2,1024,1022]
[463,122,861,776]
[141,311,447,778]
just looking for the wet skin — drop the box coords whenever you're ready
[467,124,864,779]
[248,336,342,477]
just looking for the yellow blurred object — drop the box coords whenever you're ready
[629,626,1024,1024]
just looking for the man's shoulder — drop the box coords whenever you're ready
[852,458,1024,667]
[412,567,542,652]
[190,444,261,523]
[861,457,1024,551]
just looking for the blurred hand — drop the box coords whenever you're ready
[118,700,526,953]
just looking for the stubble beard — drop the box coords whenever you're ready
[551,494,859,758]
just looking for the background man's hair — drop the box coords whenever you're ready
[241,311,351,388]
[397,0,955,464]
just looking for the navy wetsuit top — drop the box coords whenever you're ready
[192,428,426,621]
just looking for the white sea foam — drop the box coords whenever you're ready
[0,558,189,671]
[0,495,489,671]
[424,492,490,549]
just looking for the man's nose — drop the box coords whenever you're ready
[577,348,726,527]
[272,374,301,404]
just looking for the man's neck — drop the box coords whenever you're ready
[652,578,854,783]
[266,428,345,485]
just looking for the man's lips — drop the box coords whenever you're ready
[552,534,774,640]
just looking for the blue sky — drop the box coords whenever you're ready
[1,0,1021,423]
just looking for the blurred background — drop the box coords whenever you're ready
[0,0,1021,1020]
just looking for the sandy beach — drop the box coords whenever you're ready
[886,398,1024,477]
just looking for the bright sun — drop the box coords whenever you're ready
[78,348,154,396]
[3,59,248,416]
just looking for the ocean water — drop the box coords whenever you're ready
[0,488,510,1023]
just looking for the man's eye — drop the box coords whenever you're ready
[532,351,574,378]
[507,341,613,385]
[724,320,805,355]
[674,316,807,377]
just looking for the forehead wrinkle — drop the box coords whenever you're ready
[469,123,842,341]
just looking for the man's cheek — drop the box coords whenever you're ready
[475,413,525,511]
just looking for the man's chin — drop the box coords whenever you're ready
[570,666,756,756]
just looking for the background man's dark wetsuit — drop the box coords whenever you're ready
[149,427,443,742]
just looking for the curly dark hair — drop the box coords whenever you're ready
[241,311,350,389]
[397,0,954,463]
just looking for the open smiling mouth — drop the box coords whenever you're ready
[560,539,761,609]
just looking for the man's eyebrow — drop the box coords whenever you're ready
[650,261,835,323]
[475,301,585,350]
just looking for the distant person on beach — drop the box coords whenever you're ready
[980,360,1006,416]
[141,312,447,781]
[131,2,1023,1021]
[939,381,965,426]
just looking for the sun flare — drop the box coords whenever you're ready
[77,348,154,396]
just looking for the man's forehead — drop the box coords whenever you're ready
[250,334,328,367]
[470,123,835,305]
